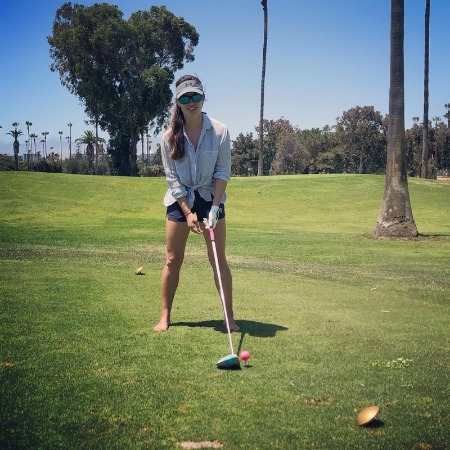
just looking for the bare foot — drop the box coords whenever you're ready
[226,320,240,332]
[153,319,169,332]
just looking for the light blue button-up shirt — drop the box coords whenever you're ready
[161,113,231,208]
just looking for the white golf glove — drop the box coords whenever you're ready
[208,206,220,229]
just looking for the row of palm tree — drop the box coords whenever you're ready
[2,122,106,168]
[0,120,106,173]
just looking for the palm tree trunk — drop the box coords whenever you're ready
[420,0,430,178]
[95,118,99,174]
[374,0,418,238]
[129,125,138,176]
[258,0,268,176]
[13,140,19,171]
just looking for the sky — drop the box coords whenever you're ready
[1,0,449,157]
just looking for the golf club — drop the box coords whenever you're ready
[203,219,240,369]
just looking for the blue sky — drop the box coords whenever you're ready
[1,0,449,157]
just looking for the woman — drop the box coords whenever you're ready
[154,74,239,332]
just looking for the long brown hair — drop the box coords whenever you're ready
[168,74,202,160]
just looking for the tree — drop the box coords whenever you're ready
[0,154,16,171]
[231,132,258,176]
[433,120,450,175]
[25,121,32,154]
[258,0,268,176]
[334,106,386,174]
[58,131,63,159]
[30,133,38,158]
[67,123,73,159]
[41,132,49,158]
[420,0,430,178]
[432,116,441,128]
[76,130,106,174]
[48,3,199,176]
[374,0,418,238]
[444,103,450,128]
[255,118,294,174]
[7,123,24,170]
[299,127,338,174]
[405,118,423,176]
[271,129,309,175]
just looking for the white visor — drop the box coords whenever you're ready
[176,79,204,99]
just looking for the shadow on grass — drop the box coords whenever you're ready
[171,320,288,366]
[171,319,288,338]
[363,419,385,429]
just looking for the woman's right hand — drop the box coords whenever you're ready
[186,213,203,234]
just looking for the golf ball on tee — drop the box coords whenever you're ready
[240,351,250,361]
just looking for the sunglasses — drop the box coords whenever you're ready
[178,93,203,105]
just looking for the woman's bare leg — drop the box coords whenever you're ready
[202,219,239,331]
[154,219,190,332]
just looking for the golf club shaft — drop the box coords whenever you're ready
[209,227,235,355]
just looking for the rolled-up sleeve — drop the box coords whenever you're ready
[213,128,231,182]
[161,135,187,200]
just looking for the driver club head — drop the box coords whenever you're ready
[216,354,240,369]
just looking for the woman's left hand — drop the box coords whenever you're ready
[208,206,220,229]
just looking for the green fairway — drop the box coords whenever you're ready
[1,172,449,449]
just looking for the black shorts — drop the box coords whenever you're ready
[166,191,225,223]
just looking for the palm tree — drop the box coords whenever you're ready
[374,0,418,238]
[58,131,64,159]
[258,0,268,176]
[144,126,149,165]
[7,123,24,170]
[68,123,73,159]
[76,130,106,174]
[140,129,145,164]
[432,116,441,128]
[420,0,430,178]
[444,103,450,128]
[41,132,49,158]
[25,121,32,152]
[30,133,38,158]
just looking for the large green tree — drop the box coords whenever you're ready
[271,130,309,175]
[405,117,423,176]
[231,132,258,176]
[374,0,418,238]
[48,3,199,175]
[334,106,386,174]
[432,119,450,175]
[255,118,294,174]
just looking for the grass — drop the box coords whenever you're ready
[1,172,449,449]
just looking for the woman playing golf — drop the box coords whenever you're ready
[154,74,239,333]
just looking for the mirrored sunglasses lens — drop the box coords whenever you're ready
[179,93,202,104]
